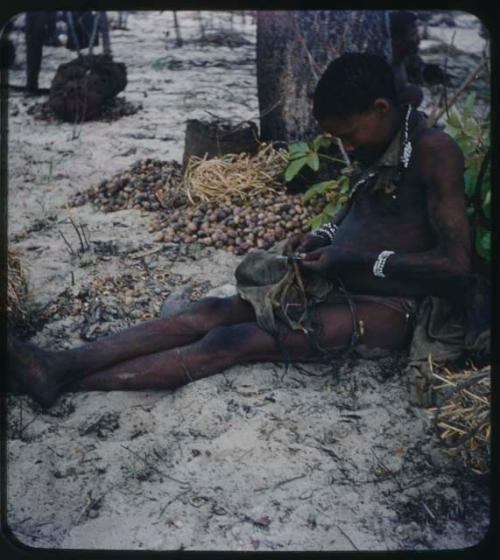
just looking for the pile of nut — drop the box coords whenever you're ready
[70,159,184,211]
[73,157,328,255]
[149,191,327,255]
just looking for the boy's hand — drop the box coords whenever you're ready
[283,232,329,256]
[299,246,339,276]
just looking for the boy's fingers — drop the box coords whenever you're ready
[302,248,322,261]
[283,234,302,254]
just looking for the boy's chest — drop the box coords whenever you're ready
[350,168,427,222]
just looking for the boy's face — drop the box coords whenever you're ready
[319,100,394,165]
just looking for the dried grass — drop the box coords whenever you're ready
[183,143,289,204]
[7,250,29,326]
[427,363,490,474]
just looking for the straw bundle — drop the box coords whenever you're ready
[183,143,289,204]
[7,250,29,326]
[428,364,490,474]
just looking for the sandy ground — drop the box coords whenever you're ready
[5,11,490,552]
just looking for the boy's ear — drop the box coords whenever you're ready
[373,98,391,113]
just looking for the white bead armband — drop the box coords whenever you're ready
[373,250,395,278]
[311,223,338,244]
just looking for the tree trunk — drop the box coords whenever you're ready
[257,10,392,142]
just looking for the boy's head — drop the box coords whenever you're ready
[390,11,420,61]
[313,53,400,163]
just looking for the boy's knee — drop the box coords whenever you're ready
[187,297,231,320]
[199,323,264,358]
[183,295,249,329]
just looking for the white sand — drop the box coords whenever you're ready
[6,11,489,551]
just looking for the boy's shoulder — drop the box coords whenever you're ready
[413,125,463,158]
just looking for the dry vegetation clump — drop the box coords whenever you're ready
[7,250,29,327]
[428,364,490,474]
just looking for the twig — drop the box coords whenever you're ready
[59,229,76,256]
[337,12,355,56]
[130,247,163,259]
[19,411,40,437]
[254,473,307,493]
[68,217,86,253]
[158,489,191,519]
[236,448,254,462]
[442,30,456,120]
[293,363,329,377]
[81,223,91,250]
[172,11,183,47]
[336,139,351,166]
[427,56,487,127]
[422,501,436,521]
[75,489,106,525]
[371,449,403,491]
[335,524,359,550]
[294,19,322,81]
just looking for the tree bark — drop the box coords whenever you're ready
[257,11,392,142]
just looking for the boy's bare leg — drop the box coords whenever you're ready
[69,300,410,393]
[8,295,254,408]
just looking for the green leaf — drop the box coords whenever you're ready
[475,228,490,261]
[339,175,350,193]
[463,92,476,115]
[285,157,308,182]
[306,152,320,171]
[481,165,491,199]
[446,109,462,131]
[323,202,342,217]
[303,181,337,202]
[464,167,478,198]
[482,188,491,219]
[288,142,309,157]
[465,118,481,140]
[312,135,332,151]
[455,136,475,158]
[309,213,330,229]
[288,152,310,161]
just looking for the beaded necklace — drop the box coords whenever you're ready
[401,104,413,169]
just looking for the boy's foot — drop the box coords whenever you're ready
[7,335,62,409]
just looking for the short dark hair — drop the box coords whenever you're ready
[313,53,399,121]
[390,11,418,39]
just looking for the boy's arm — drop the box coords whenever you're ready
[301,131,472,294]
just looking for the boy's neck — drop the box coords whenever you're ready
[369,107,404,162]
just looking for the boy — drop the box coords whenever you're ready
[8,53,471,409]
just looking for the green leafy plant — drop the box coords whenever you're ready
[445,92,490,263]
[286,134,350,228]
